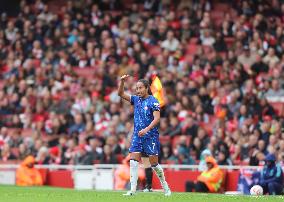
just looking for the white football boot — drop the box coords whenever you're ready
[163,183,172,196]
[123,190,136,196]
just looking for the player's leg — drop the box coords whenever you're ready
[185,181,195,192]
[129,152,141,192]
[149,155,171,196]
[123,138,142,196]
[195,181,209,192]
[141,154,153,192]
[267,182,283,195]
[260,184,268,195]
[144,137,171,196]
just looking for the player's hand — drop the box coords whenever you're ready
[138,128,148,136]
[120,74,130,81]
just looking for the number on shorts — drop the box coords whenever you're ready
[152,142,155,150]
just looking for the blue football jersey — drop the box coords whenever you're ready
[130,95,160,139]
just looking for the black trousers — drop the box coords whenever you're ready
[186,181,209,192]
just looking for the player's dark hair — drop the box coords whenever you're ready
[138,79,152,95]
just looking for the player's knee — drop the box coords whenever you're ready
[150,163,159,168]
[130,159,139,167]
[148,155,159,165]
[141,157,151,168]
[267,182,275,189]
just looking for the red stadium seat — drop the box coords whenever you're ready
[200,124,213,136]
[213,3,230,12]
[211,11,224,19]
[233,160,241,165]
[73,67,95,79]
[269,102,284,117]
[123,0,134,9]
[159,135,171,145]
[224,37,235,47]
[33,59,41,68]
[0,160,20,164]
[230,9,238,19]
[11,148,20,158]
[186,44,199,55]
[166,160,176,165]
[21,128,34,137]
[211,11,225,27]
[219,52,227,60]
[189,37,199,44]
[208,115,217,124]
[211,7,227,27]
[171,136,180,148]
[160,159,167,164]
[116,154,124,164]
[148,45,162,56]
[7,128,20,136]
[171,135,191,148]
[0,81,5,90]
[47,0,65,13]
[185,54,194,64]
[93,160,101,164]
[202,45,212,54]
[107,11,122,17]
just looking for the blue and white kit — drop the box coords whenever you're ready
[129,95,160,156]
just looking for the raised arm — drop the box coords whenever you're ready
[118,75,131,103]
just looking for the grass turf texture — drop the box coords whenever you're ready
[0,186,283,202]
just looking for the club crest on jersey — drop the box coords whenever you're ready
[144,106,148,110]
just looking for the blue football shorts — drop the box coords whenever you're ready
[129,136,160,156]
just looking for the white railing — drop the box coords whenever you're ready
[1,164,281,191]
[0,164,264,170]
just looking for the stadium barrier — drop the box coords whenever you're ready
[0,164,275,192]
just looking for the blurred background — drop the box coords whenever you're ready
[0,0,284,193]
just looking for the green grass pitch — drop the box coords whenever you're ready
[0,186,283,202]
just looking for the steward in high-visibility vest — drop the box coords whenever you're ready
[197,156,223,192]
[16,155,43,186]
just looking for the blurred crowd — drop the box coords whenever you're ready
[0,0,284,166]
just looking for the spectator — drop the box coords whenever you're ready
[217,150,233,166]
[200,29,215,47]
[160,144,174,163]
[68,113,86,135]
[257,154,283,195]
[265,79,284,99]
[0,143,17,161]
[105,136,122,155]
[198,149,212,171]
[36,146,50,165]
[251,54,269,75]
[262,48,280,67]
[249,150,265,166]
[16,155,43,186]
[185,156,223,193]
[213,32,227,52]
[100,144,118,164]
[237,45,257,70]
[88,138,102,163]
[74,144,93,165]
[161,30,180,52]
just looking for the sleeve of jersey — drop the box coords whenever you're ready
[151,98,160,111]
[130,95,137,105]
